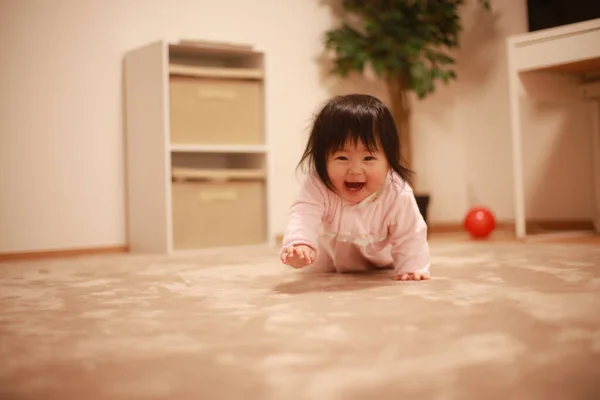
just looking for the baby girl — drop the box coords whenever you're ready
[279,94,430,281]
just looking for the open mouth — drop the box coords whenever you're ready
[344,181,365,192]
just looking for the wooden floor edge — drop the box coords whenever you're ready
[274,219,596,243]
[0,246,129,262]
[2,218,595,261]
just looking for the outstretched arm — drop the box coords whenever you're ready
[280,173,327,267]
[388,190,430,280]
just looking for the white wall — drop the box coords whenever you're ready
[0,0,595,253]
[453,2,595,223]
[0,0,334,252]
[521,100,595,219]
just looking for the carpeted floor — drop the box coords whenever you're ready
[1,238,599,399]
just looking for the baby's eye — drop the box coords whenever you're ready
[364,156,376,161]
[336,156,348,161]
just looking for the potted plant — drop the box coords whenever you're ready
[323,0,491,223]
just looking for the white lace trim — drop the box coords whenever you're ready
[319,227,388,246]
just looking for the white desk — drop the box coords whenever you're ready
[506,18,600,238]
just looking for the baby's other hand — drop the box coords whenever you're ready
[395,273,430,281]
[282,245,315,269]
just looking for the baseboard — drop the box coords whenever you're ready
[5,218,592,260]
[428,219,596,234]
[0,246,129,262]
[520,219,596,232]
[274,219,595,244]
[416,219,595,234]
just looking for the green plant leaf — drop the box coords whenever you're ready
[410,61,425,80]
[323,0,491,101]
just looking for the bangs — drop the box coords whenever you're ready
[323,108,380,154]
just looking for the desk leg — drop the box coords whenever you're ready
[592,101,600,233]
[508,67,526,239]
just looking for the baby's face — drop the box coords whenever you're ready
[326,140,390,204]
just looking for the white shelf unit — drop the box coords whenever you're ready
[124,39,271,253]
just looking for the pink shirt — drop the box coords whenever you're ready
[280,170,430,276]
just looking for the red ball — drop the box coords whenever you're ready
[464,207,496,238]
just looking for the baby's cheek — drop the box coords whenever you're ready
[332,174,346,187]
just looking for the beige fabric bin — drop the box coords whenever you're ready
[169,75,264,145]
[171,177,266,250]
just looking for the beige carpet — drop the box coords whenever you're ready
[1,239,599,399]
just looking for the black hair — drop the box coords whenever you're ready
[298,94,414,191]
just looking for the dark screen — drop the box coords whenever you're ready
[527,0,600,32]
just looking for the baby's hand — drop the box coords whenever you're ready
[281,245,315,269]
[395,273,430,281]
